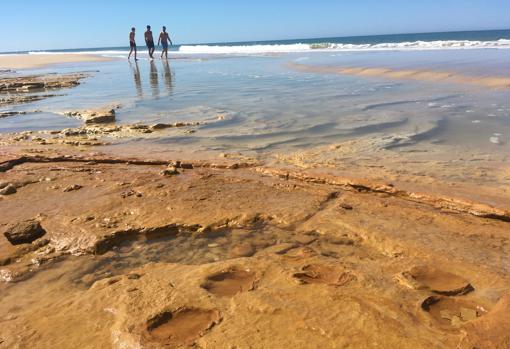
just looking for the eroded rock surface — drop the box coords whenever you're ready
[0,73,87,107]
[0,146,509,348]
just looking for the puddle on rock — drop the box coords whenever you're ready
[201,268,258,297]
[75,227,287,288]
[144,308,221,347]
[421,295,490,328]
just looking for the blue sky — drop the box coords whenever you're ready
[1,0,509,51]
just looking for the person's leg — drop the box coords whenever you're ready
[128,48,132,59]
[134,46,138,60]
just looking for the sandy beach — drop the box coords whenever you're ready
[0,54,113,70]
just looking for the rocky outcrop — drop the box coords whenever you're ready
[0,73,87,107]
[64,108,116,124]
[0,73,87,93]
[3,220,46,245]
[0,111,27,118]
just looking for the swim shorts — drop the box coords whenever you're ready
[162,41,168,49]
[147,40,155,49]
[130,41,136,48]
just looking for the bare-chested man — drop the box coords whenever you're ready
[158,26,173,59]
[128,27,137,60]
[145,25,155,60]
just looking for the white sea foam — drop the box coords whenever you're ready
[19,39,510,57]
[178,43,311,54]
[178,39,510,54]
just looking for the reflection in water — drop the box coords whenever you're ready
[162,60,174,95]
[130,61,143,98]
[150,61,160,98]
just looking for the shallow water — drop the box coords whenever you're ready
[1,50,510,155]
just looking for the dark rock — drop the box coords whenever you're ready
[0,184,17,195]
[160,166,180,177]
[3,220,47,245]
[63,184,83,192]
[339,203,354,210]
[180,163,194,169]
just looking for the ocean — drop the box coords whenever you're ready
[2,29,510,56]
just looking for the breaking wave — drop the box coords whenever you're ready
[21,39,510,57]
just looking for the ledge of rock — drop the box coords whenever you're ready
[65,108,116,124]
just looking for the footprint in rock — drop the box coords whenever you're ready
[144,308,221,347]
[421,296,490,328]
[396,266,474,296]
[283,246,318,260]
[293,264,356,287]
[202,268,257,297]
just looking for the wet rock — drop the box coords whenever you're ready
[150,121,202,131]
[421,295,487,327]
[180,163,194,170]
[160,166,180,177]
[459,293,510,348]
[121,190,142,198]
[127,273,141,280]
[326,236,355,246]
[264,242,298,255]
[63,184,83,192]
[293,233,318,245]
[202,269,257,297]
[65,108,116,124]
[229,242,256,258]
[460,307,478,321]
[339,203,354,210]
[396,266,474,296]
[0,73,86,93]
[0,111,27,118]
[3,220,46,245]
[144,308,221,347]
[293,264,357,287]
[0,183,16,195]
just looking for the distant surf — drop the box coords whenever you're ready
[3,29,510,56]
[177,39,510,54]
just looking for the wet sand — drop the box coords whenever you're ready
[289,62,510,89]
[1,62,510,348]
[0,54,113,69]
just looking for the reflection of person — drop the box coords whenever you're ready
[162,59,173,94]
[128,27,137,60]
[150,60,159,98]
[145,25,155,60]
[130,60,143,97]
[158,26,173,60]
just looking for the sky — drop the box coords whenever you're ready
[1,0,510,52]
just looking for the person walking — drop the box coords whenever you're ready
[158,26,173,59]
[145,25,155,60]
[128,27,137,60]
